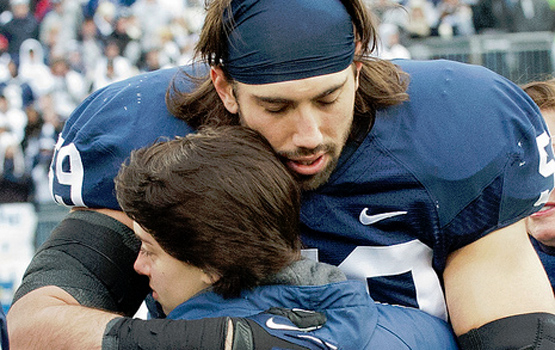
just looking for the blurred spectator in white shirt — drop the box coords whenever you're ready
[131,0,172,53]
[92,39,136,91]
[436,0,476,36]
[0,90,25,143]
[17,38,54,97]
[377,23,412,59]
[47,57,88,121]
[39,0,84,60]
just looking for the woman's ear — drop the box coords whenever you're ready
[211,67,239,114]
[201,269,221,285]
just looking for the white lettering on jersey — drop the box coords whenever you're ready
[338,240,448,320]
[50,137,86,207]
[535,131,555,207]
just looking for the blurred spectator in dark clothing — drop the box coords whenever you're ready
[473,0,555,33]
[0,0,39,64]
[20,102,41,152]
[0,60,35,110]
[106,8,140,64]
[0,0,9,14]
[138,48,161,72]
[77,17,102,84]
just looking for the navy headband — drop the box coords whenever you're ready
[224,0,355,85]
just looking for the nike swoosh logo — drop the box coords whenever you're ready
[266,317,322,332]
[359,208,407,225]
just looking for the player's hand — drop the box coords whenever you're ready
[231,307,333,350]
[103,308,331,350]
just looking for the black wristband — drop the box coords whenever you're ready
[458,312,555,350]
[104,317,228,350]
[103,312,324,350]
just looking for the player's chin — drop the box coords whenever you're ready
[294,158,339,191]
[295,170,333,191]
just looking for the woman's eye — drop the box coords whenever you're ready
[140,247,152,257]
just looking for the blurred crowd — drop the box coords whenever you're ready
[0,0,204,206]
[369,0,555,59]
[0,0,555,206]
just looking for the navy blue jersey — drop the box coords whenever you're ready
[531,237,555,291]
[49,67,196,209]
[301,59,554,318]
[49,60,555,319]
[0,303,7,350]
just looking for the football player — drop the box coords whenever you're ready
[114,126,457,349]
[8,0,555,349]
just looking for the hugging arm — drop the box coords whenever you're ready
[7,210,324,350]
[444,220,555,349]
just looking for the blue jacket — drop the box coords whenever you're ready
[166,260,458,349]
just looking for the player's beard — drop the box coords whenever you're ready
[278,117,351,191]
[237,103,352,191]
[278,145,341,191]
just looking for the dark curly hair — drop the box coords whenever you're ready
[115,126,301,298]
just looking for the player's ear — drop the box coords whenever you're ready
[211,66,239,114]
[354,41,363,90]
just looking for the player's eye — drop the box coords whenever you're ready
[265,105,288,114]
[318,98,337,106]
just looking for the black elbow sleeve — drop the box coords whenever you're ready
[13,211,150,316]
[458,312,555,350]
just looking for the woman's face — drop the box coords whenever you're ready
[133,222,215,315]
[527,109,555,246]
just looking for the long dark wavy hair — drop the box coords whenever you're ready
[166,0,410,138]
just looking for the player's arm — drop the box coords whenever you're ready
[7,286,117,349]
[7,209,325,350]
[7,208,141,350]
[8,286,323,350]
[444,219,555,349]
